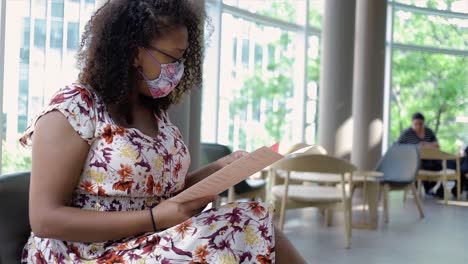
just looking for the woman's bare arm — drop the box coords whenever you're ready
[29,111,155,242]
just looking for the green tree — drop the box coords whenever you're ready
[229,2,322,149]
[2,141,32,174]
[390,0,468,153]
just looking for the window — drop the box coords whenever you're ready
[33,19,46,48]
[223,0,306,24]
[393,9,467,50]
[217,13,300,150]
[2,0,97,173]
[67,22,79,50]
[51,0,65,18]
[254,44,263,66]
[50,21,64,49]
[387,0,468,153]
[241,39,249,66]
[20,18,30,64]
[308,0,324,29]
[202,0,322,150]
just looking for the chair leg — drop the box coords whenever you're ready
[417,179,423,199]
[410,183,425,218]
[319,208,325,217]
[279,194,288,231]
[325,209,333,227]
[383,184,389,224]
[457,178,461,201]
[442,179,448,205]
[344,200,351,249]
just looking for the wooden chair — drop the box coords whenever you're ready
[417,147,461,204]
[268,144,328,196]
[270,154,356,249]
[285,143,328,155]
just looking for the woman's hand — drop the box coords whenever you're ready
[215,150,249,170]
[152,196,217,230]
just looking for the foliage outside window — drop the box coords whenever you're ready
[389,0,468,153]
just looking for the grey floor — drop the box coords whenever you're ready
[283,192,468,264]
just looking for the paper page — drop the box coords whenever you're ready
[171,146,284,203]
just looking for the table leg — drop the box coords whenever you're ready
[353,180,379,230]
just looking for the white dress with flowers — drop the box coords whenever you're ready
[19,84,275,264]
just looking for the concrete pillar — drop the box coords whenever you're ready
[169,0,205,171]
[318,0,356,159]
[351,0,387,170]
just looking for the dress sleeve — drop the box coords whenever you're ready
[19,85,97,146]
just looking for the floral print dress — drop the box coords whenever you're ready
[20,84,275,264]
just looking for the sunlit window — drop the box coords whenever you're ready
[2,0,97,173]
[388,0,468,153]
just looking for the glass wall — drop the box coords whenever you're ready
[202,0,323,152]
[388,0,468,153]
[2,0,97,173]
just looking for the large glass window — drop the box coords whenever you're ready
[223,0,306,24]
[218,14,298,150]
[2,0,97,173]
[202,0,322,151]
[50,21,64,49]
[388,0,468,153]
[393,9,467,50]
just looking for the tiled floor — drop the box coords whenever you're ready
[283,192,468,264]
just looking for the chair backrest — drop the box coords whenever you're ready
[377,144,419,183]
[199,143,232,166]
[419,147,457,160]
[270,154,356,201]
[285,143,311,154]
[271,154,356,174]
[0,172,31,264]
[199,143,252,194]
[303,145,328,155]
[285,144,328,155]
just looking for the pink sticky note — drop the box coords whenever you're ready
[270,142,280,153]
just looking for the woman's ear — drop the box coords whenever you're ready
[132,47,144,67]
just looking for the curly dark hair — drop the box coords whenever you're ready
[77,0,206,124]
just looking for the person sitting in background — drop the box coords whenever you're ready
[447,146,468,200]
[397,112,442,195]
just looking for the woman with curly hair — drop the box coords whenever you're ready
[20,0,306,263]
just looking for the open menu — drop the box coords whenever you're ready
[171,146,284,203]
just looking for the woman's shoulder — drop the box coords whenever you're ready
[50,83,98,105]
[20,83,102,146]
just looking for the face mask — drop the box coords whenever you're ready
[137,48,185,99]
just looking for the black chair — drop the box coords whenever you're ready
[200,143,266,202]
[0,172,31,263]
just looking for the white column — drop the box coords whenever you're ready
[169,0,205,171]
[0,0,7,173]
[318,0,356,159]
[351,0,387,170]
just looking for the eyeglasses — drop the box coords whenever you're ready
[147,46,185,64]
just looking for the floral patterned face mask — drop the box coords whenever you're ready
[137,48,185,99]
